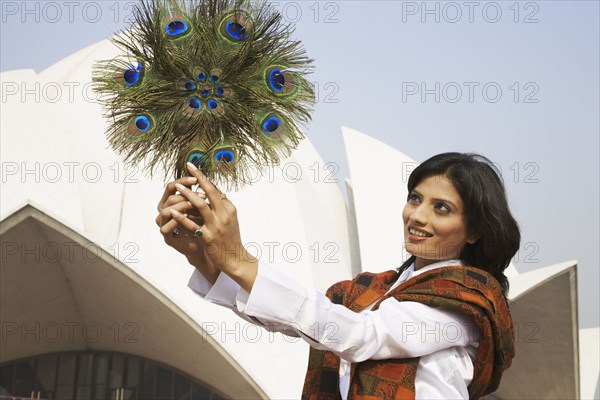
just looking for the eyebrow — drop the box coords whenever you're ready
[412,190,459,210]
[434,198,458,210]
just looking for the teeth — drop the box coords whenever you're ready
[409,228,431,237]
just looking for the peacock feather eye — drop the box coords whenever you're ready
[227,22,246,40]
[177,79,196,92]
[262,115,279,133]
[184,97,202,115]
[135,116,150,131]
[269,69,284,91]
[215,86,225,97]
[186,150,207,169]
[166,21,187,35]
[207,99,224,115]
[114,61,144,86]
[164,13,191,39]
[209,69,222,83]
[189,97,202,109]
[124,67,140,85]
[200,86,211,98]
[219,13,252,42]
[194,68,208,82]
[127,114,154,136]
[261,114,285,139]
[213,147,237,166]
[265,66,296,95]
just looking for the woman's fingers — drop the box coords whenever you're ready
[159,217,180,237]
[155,200,196,227]
[162,191,206,210]
[170,209,202,236]
[184,163,226,212]
[162,194,189,209]
[157,176,198,212]
[175,182,215,227]
[160,216,200,238]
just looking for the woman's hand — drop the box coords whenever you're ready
[169,163,259,292]
[155,176,220,284]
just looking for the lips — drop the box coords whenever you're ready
[408,226,433,238]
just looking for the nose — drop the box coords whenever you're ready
[408,203,428,227]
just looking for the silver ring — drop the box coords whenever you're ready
[172,226,180,238]
[194,229,203,238]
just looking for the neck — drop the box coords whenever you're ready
[414,257,434,271]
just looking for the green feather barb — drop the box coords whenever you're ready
[93,0,315,190]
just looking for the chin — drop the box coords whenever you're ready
[404,243,425,257]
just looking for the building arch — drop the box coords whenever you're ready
[0,205,266,399]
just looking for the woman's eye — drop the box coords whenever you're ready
[408,193,420,203]
[435,203,450,213]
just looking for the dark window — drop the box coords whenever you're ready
[139,361,155,400]
[156,366,172,399]
[94,354,109,400]
[36,354,57,390]
[14,360,36,397]
[108,354,124,389]
[192,382,211,400]
[174,373,191,400]
[75,353,93,400]
[0,364,15,395]
[0,352,222,400]
[56,354,76,399]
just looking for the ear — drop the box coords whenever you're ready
[466,233,480,245]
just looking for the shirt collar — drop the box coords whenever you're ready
[402,259,464,281]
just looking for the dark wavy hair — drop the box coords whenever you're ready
[400,152,520,297]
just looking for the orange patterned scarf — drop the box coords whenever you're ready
[301,266,515,400]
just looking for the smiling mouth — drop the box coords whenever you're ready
[409,227,433,238]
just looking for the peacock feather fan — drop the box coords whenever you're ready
[92,0,315,190]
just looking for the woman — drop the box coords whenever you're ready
[155,152,519,399]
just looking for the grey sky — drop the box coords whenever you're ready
[1,0,598,328]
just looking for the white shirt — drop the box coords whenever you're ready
[188,260,480,399]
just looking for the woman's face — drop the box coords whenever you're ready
[402,174,475,270]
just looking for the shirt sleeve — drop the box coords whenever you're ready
[187,267,302,337]
[237,263,481,363]
[187,268,240,307]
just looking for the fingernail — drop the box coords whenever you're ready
[175,183,185,191]
[186,177,197,183]
[187,162,198,171]
[170,209,180,217]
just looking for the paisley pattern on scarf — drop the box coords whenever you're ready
[301,266,515,400]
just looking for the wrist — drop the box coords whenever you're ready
[187,254,220,284]
[224,251,259,292]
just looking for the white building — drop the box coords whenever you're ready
[1,40,598,400]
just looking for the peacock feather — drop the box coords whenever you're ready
[92,0,315,190]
